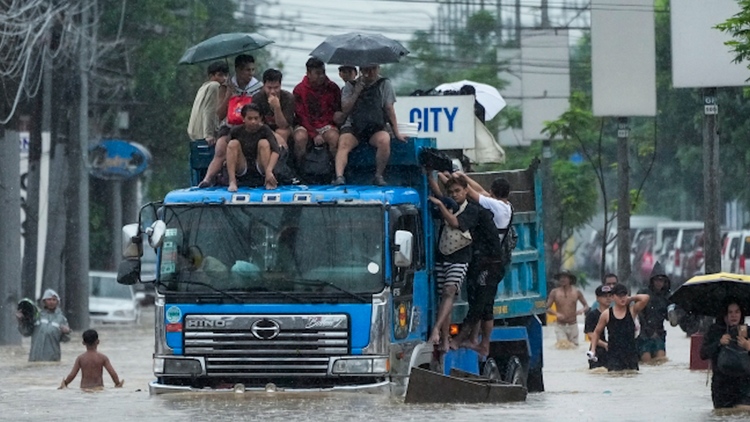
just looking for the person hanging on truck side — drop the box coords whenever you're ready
[449,172,512,357]
[333,64,407,186]
[199,54,263,188]
[224,103,280,191]
[426,171,480,351]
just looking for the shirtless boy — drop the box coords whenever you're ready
[546,270,589,346]
[59,329,124,390]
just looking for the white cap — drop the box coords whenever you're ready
[41,289,59,300]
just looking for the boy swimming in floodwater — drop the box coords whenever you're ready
[59,329,124,390]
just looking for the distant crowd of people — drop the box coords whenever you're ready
[187,55,410,190]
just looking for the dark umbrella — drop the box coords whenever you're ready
[178,32,274,65]
[669,272,750,316]
[310,32,409,67]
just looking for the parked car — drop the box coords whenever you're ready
[89,271,141,324]
[603,215,671,276]
[653,221,704,286]
[681,231,704,281]
[721,230,742,273]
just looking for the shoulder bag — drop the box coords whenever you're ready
[438,201,473,256]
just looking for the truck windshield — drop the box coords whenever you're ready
[157,205,385,296]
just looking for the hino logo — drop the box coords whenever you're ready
[251,319,281,340]
[186,319,227,328]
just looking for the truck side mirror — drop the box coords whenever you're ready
[117,258,140,285]
[147,220,167,249]
[122,223,143,258]
[393,230,413,268]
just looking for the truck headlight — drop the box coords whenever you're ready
[153,357,165,374]
[332,357,389,374]
[163,358,203,375]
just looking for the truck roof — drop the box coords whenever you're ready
[163,184,422,206]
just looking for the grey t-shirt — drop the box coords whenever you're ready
[341,77,396,127]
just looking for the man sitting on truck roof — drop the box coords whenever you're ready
[427,171,481,351]
[199,54,262,188]
[225,103,280,191]
[332,64,407,186]
[292,58,341,177]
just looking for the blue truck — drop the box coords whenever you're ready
[117,137,546,395]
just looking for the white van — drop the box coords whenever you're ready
[604,215,672,275]
[653,221,704,283]
[721,230,743,273]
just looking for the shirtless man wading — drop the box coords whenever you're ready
[546,270,589,347]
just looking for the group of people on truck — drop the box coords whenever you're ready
[187,54,408,189]
[425,168,514,357]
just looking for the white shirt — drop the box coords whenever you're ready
[478,194,512,230]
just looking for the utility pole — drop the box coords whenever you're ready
[65,4,91,330]
[541,0,550,28]
[0,130,22,345]
[703,88,720,274]
[616,117,632,287]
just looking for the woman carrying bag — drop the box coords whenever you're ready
[700,298,750,409]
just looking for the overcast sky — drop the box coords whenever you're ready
[251,0,440,89]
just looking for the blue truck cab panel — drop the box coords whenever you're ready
[132,137,545,395]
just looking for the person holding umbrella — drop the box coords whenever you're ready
[333,64,407,186]
[700,299,750,410]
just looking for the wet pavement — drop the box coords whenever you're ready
[0,297,743,422]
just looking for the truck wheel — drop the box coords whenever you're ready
[526,367,545,392]
[504,356,527,387]
[481,358,501,381]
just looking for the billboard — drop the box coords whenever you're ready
[671,0,750,88]
[395,95,475,149]
[521,29,571,141]
[591,0,656,116]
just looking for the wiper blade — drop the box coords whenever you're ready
[156,279,244,303]
[295,279,369,303]
[245,286,305,303]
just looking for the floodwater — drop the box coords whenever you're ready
[0,303,745,422]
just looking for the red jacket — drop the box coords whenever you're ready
[293,76,341,137]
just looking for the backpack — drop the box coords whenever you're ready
[499,206,517,266]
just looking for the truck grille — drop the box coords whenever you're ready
[183,314,349,377]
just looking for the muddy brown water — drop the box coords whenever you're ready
[0,305,741,421]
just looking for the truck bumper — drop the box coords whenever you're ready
[148,379,392,395]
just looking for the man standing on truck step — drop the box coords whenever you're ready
[546,270,589,348]
[449,172,512,358]
[427,171,480,351]
[199,54,263,188]
[333,64,407,186]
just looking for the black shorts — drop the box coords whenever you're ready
[464,258,505,324]
[341,123,386,143]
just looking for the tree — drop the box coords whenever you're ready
[716,0,750,69]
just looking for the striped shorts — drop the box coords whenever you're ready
[435,261,469,296]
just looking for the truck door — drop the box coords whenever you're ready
[391,206,427,342]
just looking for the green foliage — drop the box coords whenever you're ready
[716,0,750,66]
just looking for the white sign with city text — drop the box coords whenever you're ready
[395,96,475,150]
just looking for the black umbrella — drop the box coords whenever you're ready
[178,32,274,65]
[670,272,750,316]
[310,32,409,67]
